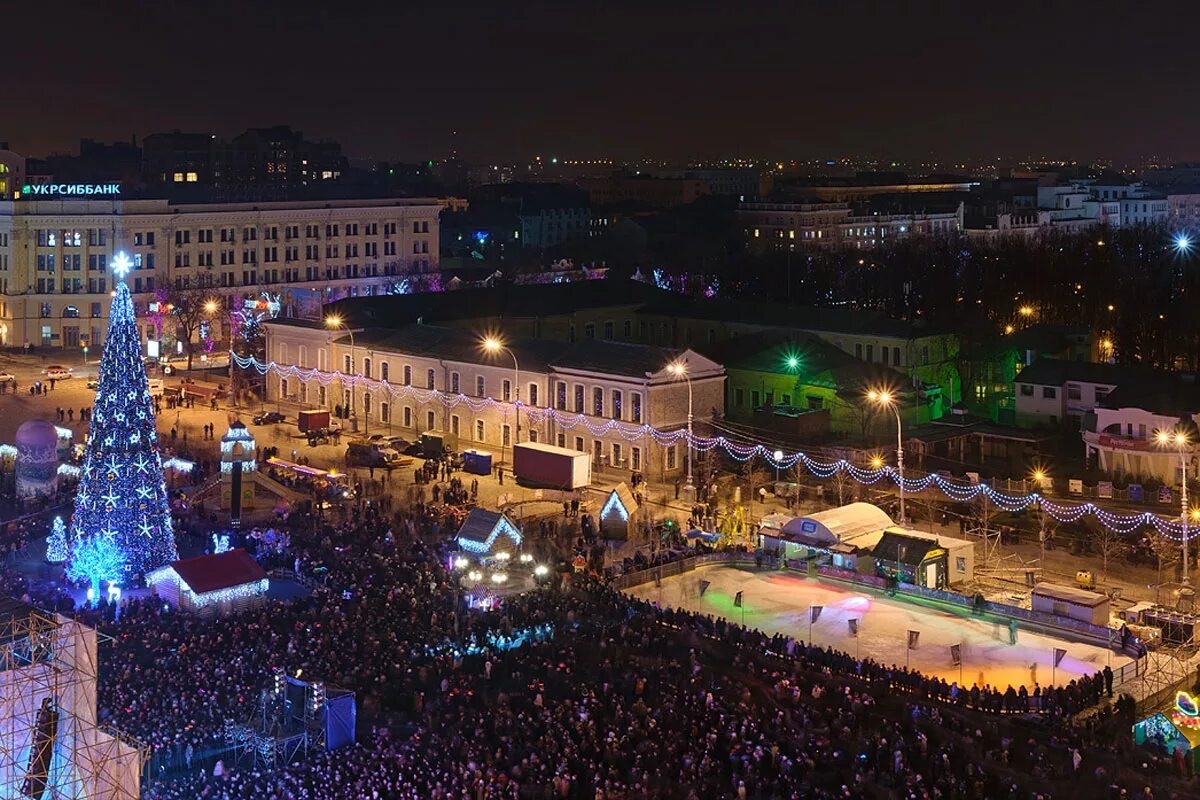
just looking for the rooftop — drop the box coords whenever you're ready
[170,549,267,595]
[1015,357,1164,387]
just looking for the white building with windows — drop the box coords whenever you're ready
[262,321,725,480]
[0,195,441,349]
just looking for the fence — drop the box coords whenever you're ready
[608,552,757,590]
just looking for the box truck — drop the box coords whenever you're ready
[512,442,591,489]
[298,409,331,433]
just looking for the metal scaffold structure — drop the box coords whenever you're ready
[0,600,146,800]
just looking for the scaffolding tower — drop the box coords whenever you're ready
[0,600,147,800]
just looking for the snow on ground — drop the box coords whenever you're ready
[626,564,1133,690]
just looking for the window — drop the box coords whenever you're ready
[666,444,678,470]
[866,344,873,362]
[584,323,595,339]
[612,442,623,465]
[476,375,486,397]
[1020,384,1034,397]
[403,406,413,428]
[631,392,642,423]
[623,320,632,338]
[380,402,390,423]
[855,343,862,360]
[632,447,642,471]
[1067,383,1081,401]
[363,357,372,379]
[1042,387,1057,399]
[751,390,760,408]
[611,390,622,420]
[556,381,567,410]
[343,354,352,373]
[476,419,485,441]
[403,365,412,385]
[574,436,584,452]
[574,384,584,413]
[893,347,901,366]
[593,387,604,416]
[955,557,966,574]
[1095,387,1110,403]
[502,425,511,447]
[528,384,538,406]
[450,415,460,435]
[426,368,436,390]
[734,388,744,407]
[502,379,512,402]
[427,410,435,430]
[603,321,614,340]
[381,362,389,382]
[451,371,460,393]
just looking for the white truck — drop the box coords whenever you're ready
[512,442,591,489]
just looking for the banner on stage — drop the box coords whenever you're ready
[907,630,920,650]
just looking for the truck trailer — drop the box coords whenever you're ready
[512,442,591,489]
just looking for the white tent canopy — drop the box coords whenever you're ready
[786,502,894,548]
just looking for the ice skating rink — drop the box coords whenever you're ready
[626,564,1132,689]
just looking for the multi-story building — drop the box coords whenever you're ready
[261,321,724,480]
[739,199,964,251]
[576,174,710,209]
[1012,358,1161,429]
[0,195,441,349]
[1083,379,1200,483]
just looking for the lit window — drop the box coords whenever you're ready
[186,172,198,182]
[173,172,185,182]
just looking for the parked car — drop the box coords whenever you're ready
[252,411,286,425]
[0,372,15,383]
[43,365,73,380]
[87,377,100,389]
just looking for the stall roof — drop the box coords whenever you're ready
[886,526,975,550]
[791,502,894,547]
[1032,581,1109,607]
[456,508,523,553]
[601,483,639,517]
[170,549,266,595]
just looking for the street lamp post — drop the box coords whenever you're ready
[325,315,360,433]
[668,361,694,493]
[1157,430,1192,585]
[482,336,520,465]
[868,389,905,524]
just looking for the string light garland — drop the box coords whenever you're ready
[237,353,1194,540]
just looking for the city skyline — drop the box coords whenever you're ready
[7,1,1200,164]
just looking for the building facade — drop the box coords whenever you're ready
[739,200,964,251]
[262,322,724,480]
[0,196,441,349]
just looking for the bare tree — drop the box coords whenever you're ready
[1091,522,1130,584]
[163,286,219,370]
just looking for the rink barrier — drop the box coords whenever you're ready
[608,552,757,590]
[613,557,1140,660]
[814,565,1138,656]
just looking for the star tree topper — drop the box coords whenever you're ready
[111,251,133,280]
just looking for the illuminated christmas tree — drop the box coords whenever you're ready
[69,253,177,578]
[46,515,68,563]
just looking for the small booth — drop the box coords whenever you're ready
[455,508,523,555]
[598,483,639,539]
[462,449,493,476]
[147,548,269,617]
[1134,692,1200,771]
[1031,581,1110,626]
[873,532,947,589]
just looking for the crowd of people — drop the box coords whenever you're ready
[2,452,1194,799]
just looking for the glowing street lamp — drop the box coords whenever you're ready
[1156,429,1192,584]
[867,388,905,524]
[668,360,694,490]
[1175,234,1193,253]
[481,335,520,465]
[325,314,361,431]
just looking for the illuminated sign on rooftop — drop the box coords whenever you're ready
[20,183,121,197]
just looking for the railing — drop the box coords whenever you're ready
[608,552,756,590]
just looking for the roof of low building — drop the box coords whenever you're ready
[1095,378,1200,418]
[1015,357,1163,387]
[872,531,940,565]
[170,549,266,595]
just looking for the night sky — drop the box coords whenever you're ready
[5,1,1199,164]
